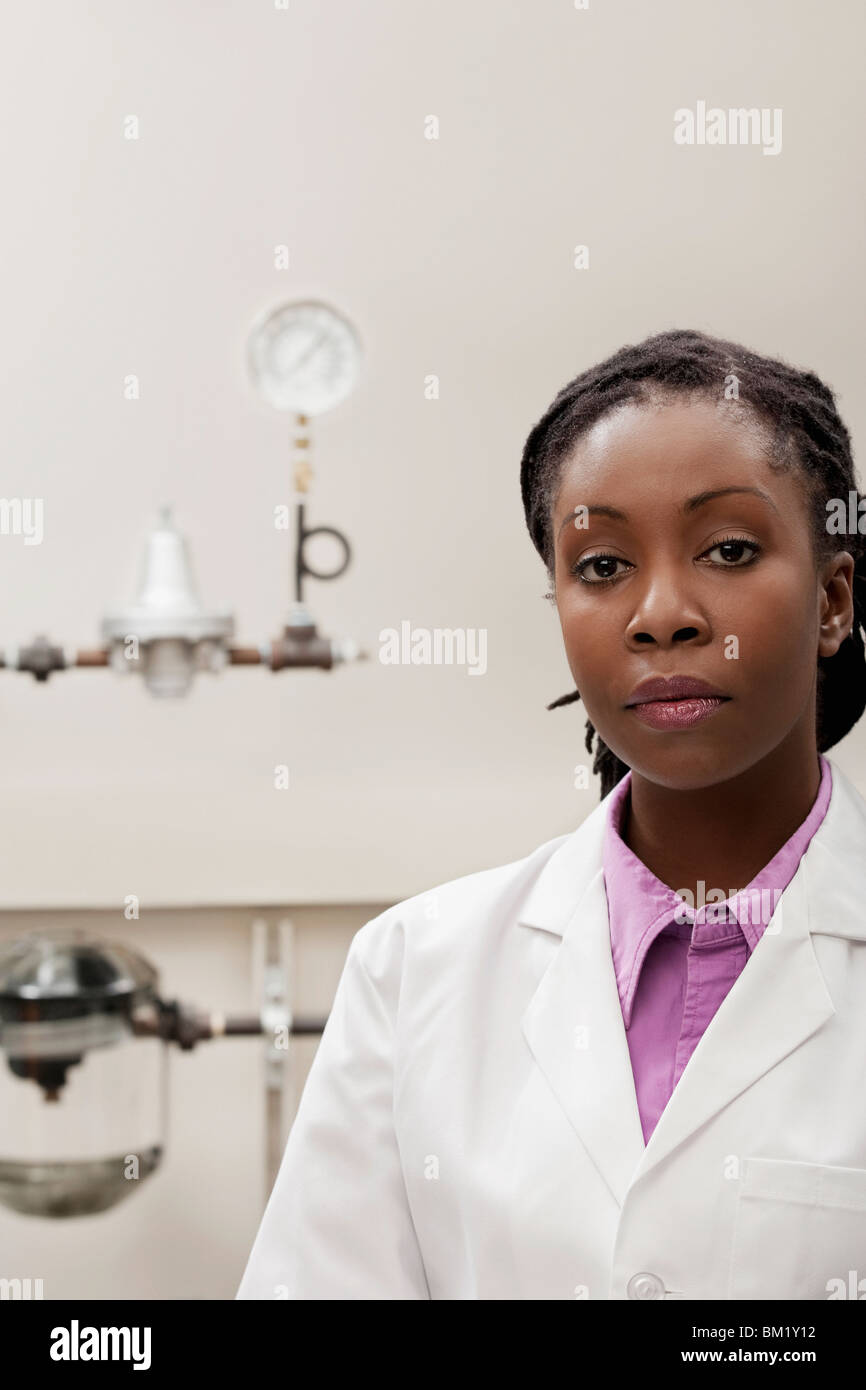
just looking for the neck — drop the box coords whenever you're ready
[622,732,823,900]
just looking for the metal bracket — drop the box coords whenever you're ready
[251,917,295,1197]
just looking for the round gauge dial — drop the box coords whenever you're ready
[247,300,362,415]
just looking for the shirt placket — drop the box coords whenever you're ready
[672,911,748,1088]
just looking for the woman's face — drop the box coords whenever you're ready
[552,393,854,790]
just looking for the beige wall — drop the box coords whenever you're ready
[0,0,864,1298]
[0,0,863,907]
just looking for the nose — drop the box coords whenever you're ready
[624,567,711,650]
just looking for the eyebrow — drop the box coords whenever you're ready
[556,486,780,539]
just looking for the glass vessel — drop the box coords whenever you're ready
[0,930,168,1217]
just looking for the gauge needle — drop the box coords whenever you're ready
[281,331,330,375]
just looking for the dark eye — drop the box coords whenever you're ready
[571,553,631,585]
[701,538,761,567]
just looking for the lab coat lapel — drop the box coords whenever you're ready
[631,859,835,1182]
[519,801,646,1208]
[630,754,866,1179]
[516,757,866,1208]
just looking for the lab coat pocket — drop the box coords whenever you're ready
[728,1157,866,1300]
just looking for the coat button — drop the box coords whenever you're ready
[626,1271,666,1300]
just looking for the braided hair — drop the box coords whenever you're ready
[519,328,866,798]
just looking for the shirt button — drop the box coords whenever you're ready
[626,1271,666,1300]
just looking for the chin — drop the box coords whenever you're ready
[629,764,736,792]
[603,727,751,792]
[628,746,760,792]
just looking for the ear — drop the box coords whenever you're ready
[818,550,855,659]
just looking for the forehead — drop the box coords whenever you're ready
[559,394,774,496]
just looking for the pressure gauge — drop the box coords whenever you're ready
[247,300,362,415]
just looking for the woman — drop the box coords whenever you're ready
[237,328,866,1300]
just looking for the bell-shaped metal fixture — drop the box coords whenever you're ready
[101,507,234,696]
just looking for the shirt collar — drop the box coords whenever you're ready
[602,755,833,1027]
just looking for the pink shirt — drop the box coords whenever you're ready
[602,755,833,1145]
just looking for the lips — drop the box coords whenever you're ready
[625,675,729,707]
[624,675,731,732]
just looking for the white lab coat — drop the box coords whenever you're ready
[236,754,866,1300]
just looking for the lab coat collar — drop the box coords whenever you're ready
[517,755,866,943]
[519,755,866,1207]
